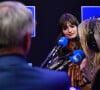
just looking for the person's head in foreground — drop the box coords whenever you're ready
[78,17,100,90]
[78,17,100,69]
[0,1,33,55]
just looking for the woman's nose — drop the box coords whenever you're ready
[68,27,72,32]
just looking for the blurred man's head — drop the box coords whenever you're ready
[0,1,33,55]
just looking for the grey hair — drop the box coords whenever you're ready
[0,1,33,49]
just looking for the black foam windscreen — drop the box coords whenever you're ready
[87,17,99,52]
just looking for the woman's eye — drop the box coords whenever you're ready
[63,26,68,30]
[70,25,75,28]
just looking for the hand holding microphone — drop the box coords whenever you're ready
[41,36,68,68]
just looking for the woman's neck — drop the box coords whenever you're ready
[67,40,77,52]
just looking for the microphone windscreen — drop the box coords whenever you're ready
[58,36,68,48]
[69,50,85,64]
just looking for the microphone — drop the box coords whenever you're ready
[69,49,85,64]
[47,52,72,70]
[56,49,85,71]
[41,36,68,68]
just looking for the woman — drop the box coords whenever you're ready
[78,17,100,90]
[47,13,88,88]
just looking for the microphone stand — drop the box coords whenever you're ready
[47,52,72,70]
[41,46,58,68]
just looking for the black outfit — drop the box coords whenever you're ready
[0,54,71,90]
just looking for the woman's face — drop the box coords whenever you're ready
[62,22,77,39]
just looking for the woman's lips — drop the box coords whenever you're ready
[67,34,73,36]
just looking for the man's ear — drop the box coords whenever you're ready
[23,32,31,55]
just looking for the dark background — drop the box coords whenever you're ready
[1,0,100,66]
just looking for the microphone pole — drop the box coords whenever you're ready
[48,52,72,70]
[40,46,57,68]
